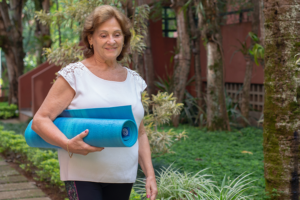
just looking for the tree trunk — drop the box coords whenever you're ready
[171,0,191,127]
[241,0,260,126]
[263,0,300,199]
[34,0,51,66]
[259,0,265,46]
[190,1,203,126]
[241,56,253,126]
[0,0,25,105]
[200,0,230,131]
[144,25,155,97]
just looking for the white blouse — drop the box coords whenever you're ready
[56,62,147,183]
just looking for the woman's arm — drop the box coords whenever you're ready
[31,76,104,155]
[138,121,158,200]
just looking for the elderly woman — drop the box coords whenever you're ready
[32,5,157,200]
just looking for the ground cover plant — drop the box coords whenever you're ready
[151,125,265,198]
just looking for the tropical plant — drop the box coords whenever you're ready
[142,91,187,155]
[183,173,256,200]
[135,164,214,199]
[135,164,256,200]
[35,0,150,68]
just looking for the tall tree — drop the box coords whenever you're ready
[196,0,230,131]
[171,0,191,127]
[0,0,25,105]
[190,0,203,126]
[240,0,260,126]
[34,0,52,66]
[263,0,300,199]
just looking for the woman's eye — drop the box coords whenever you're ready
[101,35,106,38]
[115,34,120,37]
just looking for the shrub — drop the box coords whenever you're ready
[0,127,64,188]
[0,103,18,119]
[142,91,187,156]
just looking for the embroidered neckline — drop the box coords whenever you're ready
[78,61,129,83]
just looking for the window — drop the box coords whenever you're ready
[162,7,177,38]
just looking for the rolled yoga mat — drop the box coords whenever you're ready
[25,105,138,148]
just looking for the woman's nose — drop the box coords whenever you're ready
[107,36,116,44]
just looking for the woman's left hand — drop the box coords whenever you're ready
[145,176,158,200]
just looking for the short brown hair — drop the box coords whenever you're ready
[82,5,132,61]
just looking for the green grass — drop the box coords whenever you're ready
[151,125,265,198]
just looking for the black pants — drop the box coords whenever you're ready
[65,181,133,200]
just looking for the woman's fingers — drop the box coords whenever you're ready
[145,183,151,199]
[69,129,104,155]
[145,177,157,200]
[150,184,158,200]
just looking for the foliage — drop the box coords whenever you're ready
[183,173,256,200]
[231,32,264,66]
[0,103,19,119]
[152,125,265,198]
[0,128,64,188]
[135,164,256,200]
[142,91,187,155]
[248,33,264,66]
[154,56,200,126]
[36,0,150,67]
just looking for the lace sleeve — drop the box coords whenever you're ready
[56,63,79,91]
[127,68,147,95]
[140,77,147,94]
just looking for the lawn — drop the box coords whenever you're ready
[151,125,265,197]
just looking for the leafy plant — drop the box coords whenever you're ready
[0,103,19,119]
[0,128,64,188]
[142,91,187,156]
[231,32,264,67]
[135,164,256,200]
[183,173,256,200]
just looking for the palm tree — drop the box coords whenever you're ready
[263,0,300,199]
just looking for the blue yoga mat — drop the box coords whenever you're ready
[25,105,138,148]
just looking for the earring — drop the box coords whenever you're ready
[90,44,93,49]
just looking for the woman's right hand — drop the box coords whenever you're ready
[66,129,104,155]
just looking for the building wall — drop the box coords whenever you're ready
[149,18,264,98]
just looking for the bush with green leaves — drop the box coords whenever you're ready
[142,91,187,156]
[0,103,18,119]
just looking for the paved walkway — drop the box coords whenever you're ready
[0,156,50,200]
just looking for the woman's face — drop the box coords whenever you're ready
[89,17,124,61]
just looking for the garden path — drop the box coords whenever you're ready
[0,156,50,200]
